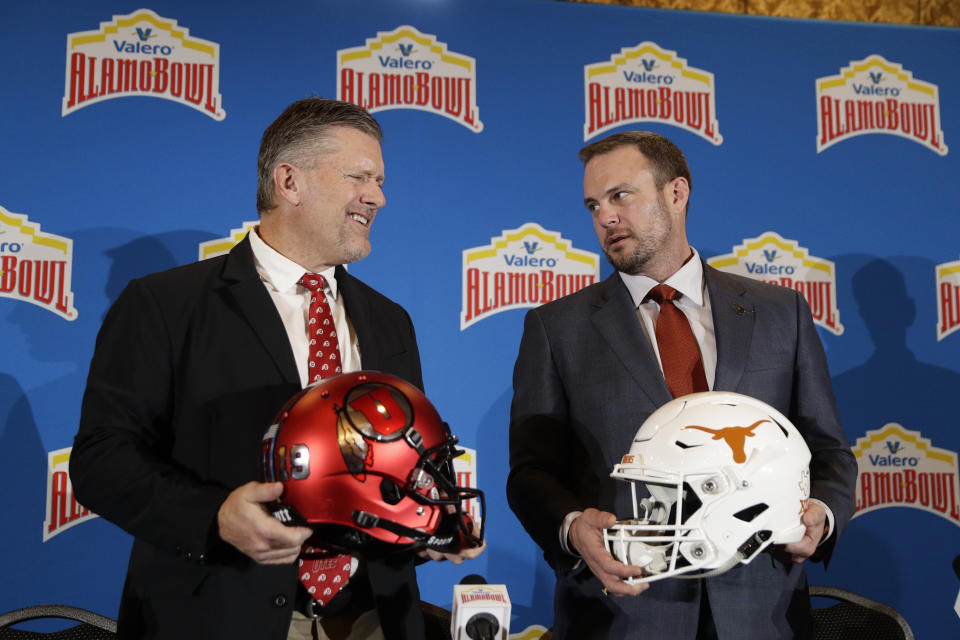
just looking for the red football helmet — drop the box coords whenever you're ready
[260,371,484,555]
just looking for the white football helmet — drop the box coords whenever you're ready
[604,391,811,583]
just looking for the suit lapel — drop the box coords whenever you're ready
[705,264,756,391]
[221,236,300,385]
[336,265,382,370]
[590,273,673,409]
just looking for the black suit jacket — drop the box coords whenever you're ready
[507,264,857,640]
[71,236,426,639]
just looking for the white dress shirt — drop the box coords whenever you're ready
[248,227,362,388]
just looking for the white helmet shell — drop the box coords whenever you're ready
[605,391,811,582]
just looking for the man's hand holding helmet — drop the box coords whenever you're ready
[781,501,827,563]
[569,508,648,597]
[217,480,313,564]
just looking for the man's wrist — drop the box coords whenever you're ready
[808,498,835,545]
[560,510,583,556]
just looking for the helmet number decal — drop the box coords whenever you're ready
[290,444,310,480]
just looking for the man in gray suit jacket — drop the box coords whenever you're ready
[507,132,856,639]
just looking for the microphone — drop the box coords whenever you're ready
[465,612,499,640]
[451,575,511,640]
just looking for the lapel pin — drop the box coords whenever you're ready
[732,302,755,315]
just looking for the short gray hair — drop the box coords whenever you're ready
[256,97,383,213]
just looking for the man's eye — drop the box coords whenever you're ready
[613,191,628,201]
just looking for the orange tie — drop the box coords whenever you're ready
[296,274,349,606]
[646,284,708,398]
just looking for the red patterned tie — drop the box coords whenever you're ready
[646,284,708,398]
[298,274,343,384]
[296,273,349,606]
[297,546,353,607]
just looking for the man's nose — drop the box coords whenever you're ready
[596,204,619,227]
[361,183,386,209]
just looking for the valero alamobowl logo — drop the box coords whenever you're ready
[0,205,77,320]
[707,231,843,336]
[198,221,257,260]
[584,41,721,144]
[453,446,482,532]
[461,223,599,330]
[63,8,225,120]
[44,447,96,541]
[338,25,482,133]
[937,256,960,342]
[816,55,945,155]
[853,424,960,527]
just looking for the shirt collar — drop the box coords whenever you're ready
[248,226,339,298]
[619,247,704,308]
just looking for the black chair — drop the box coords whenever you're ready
[810,585,914,640]
[0,605,116,640]
[422,600,453,640]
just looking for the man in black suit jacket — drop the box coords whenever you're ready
[71,98,481,640]
[507,132,856,639]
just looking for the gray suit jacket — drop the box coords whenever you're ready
[507,263,856,640]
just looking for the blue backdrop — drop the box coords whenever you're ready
[1,1,958,637]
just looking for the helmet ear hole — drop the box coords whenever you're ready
[380,478,403,505]
[678,482,702,523]
[733,503,769,522]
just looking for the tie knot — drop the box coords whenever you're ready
[298,273,327,293]
[646,283,679,304]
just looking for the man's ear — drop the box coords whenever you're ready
[665,176,690,215]
[273,162,300,207]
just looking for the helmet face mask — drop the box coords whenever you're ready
[260,371,484,556]
[604,391,811,583]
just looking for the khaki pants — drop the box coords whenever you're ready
[287,609,385,640]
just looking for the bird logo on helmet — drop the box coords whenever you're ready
[604,391,811,582]
[260,371,485,556]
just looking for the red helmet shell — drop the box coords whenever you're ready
[261,371,472,550]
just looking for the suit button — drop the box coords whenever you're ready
[274,594,288,608]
